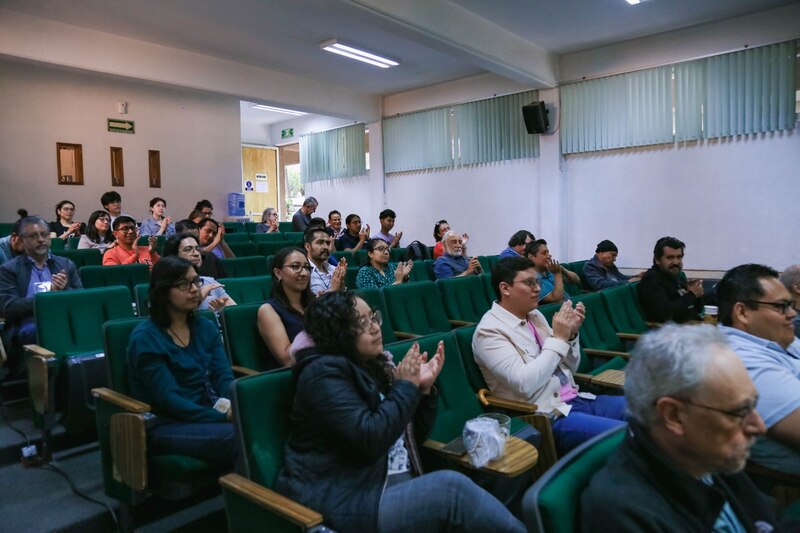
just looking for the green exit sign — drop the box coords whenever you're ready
[281,128,294,139]
[108,119,135,134]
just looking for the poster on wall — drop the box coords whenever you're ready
[255,173,268,192]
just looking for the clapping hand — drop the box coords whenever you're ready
[393,260,413,284]
[547,258,561,274]
[330,260,347,291]
[208,296,229,311]
[395,343,422,386]
[551,300,585,342]
[148,235,158,254]
[418,340,444,394]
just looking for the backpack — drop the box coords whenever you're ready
[406,240,431,261]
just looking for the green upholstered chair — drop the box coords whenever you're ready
[599,284,648,335]
[217,276,272,305]
[136,235,167,255]
[282,231,304,245]
[52,248,103,268]
[25,286,135,455]
[355,249,369,266]
[382,281,469,336]
[93,317,224,532]
[257,241,296,257]
[223,232,251,244]
[49,237,65,251]
[480,272,495,302]
[345,266,361,290]
[220,256,270,278]
[220,369,324,532]
[352,287,417,344]
[409,259,435,282]
[79,263,150,300]
[331,250,355,265]
[476,256,491,274]
[66,236,82,250]
[523,426,626,533]
[390,247,407,262]
[227,242,258,257]
[244,222,258,234]
[251,232,286,243]
[570,293,630,364]
[220,303,279,373]
[437,275,491,323]
[134,283,149,316]
[0,222,14,237]
[278,221,294,233]
[223,221,244,233]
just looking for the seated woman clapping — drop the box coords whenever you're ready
[78,210,115,251]
[257,247,314,368]
[162,233,236,311]
[356,238,413,289]
[127,256,236,466]
[275,291,525,533]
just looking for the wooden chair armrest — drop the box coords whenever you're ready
[645,321,662,328]
[92,387,151,413]
[477,388,538,413]
[616,332,640,341]
[584,348,630,360]
[448,319,475,328]
[110,412,149,491]
[232,365,260,377]
[219,473,324,529]
[394,331,419,340]
[573,372,594,383]
[24,343,55,358]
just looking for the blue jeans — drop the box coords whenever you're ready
[551,395,627,455]
[149,421,237,466]
[377,470,525,533]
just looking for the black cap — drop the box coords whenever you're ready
[596,240,618,253]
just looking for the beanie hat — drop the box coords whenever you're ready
[596,240,618,253]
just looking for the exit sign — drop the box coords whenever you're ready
[281,128,294,139]
[108,119,135,134]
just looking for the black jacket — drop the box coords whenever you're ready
[636,266,702,323]
[275,349,438,532]
[580,422,781,533]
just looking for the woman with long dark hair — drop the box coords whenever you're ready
[162,233,236,311]
[256,246,314,368]
[78,210,115,251]
[276,292,524,533]
[127,256,236,466]
[49,200,85,240]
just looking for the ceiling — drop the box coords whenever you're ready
[3,0,797,127]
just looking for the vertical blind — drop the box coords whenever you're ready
[383,90,539,173]
[562,40,797,154]
[300,123,366,183]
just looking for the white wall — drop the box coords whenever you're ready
[0,59,242,222]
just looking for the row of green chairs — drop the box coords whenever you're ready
[223,220,295,234]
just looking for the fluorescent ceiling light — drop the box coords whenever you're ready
[321,39,398,69]
[251,104,307,116]
[626,0,640,4]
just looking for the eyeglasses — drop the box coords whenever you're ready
[745,300,797,315]
[180,246,203,254]
[513,278,540,288]
[358,310,382,332]
[283,263,312,274]
[679,396,759,427]
[60,206,75,211]
[372,246,389,253]
[21,231,50,240]
[116,226,136,233]
[97,217,110,223]
[172,278,204,291]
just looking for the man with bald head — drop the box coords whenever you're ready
[582,324,775,532]
[432,230,481,280]
[719,263,800,474]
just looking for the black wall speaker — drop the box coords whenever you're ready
[522,101,549,134]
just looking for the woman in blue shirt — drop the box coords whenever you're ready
[139,197,175,236]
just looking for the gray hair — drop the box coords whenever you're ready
[441,230,460,254]
[19,215,49,232]
[302,196,318,207]
[261,207,276,223]
[780,265,800,292]
[626,324,729,427]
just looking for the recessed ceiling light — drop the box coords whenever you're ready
[251,104,307,116]
[626,0,640,4]
[321,39,399,69]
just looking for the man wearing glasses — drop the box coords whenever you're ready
[102,216,160,269]
[718,263,800,474]
[0,216,82,376]
[582,324,775,532]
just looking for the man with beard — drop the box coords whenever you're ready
[581,324,775,532]
[304,227,346,295]
[637,236,703,323]
[433,230,481,280]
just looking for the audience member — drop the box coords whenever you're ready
[499,230,534,259]
[188,210,204,224]
[275,291,524,533]
[101,191,130,226]
[163,233,236,311]
[292,196,318,231]
[433,230,481,279]
[372,209,403,248]
[257,247,314,368]
[0,216,82,374]
[780,264,800,338]
[175,219,227,279]
[583,239,642,291]
[198,218,235,259]
[432,219,449,259]
[581,324,774,532]
[472,257,626,454]
[326,210,343,238]
[78,210,115,251]
[637,236,703,323]
[127,256,235,467]
[256,207,279,233]
[0,219,24,264]
[356,238,413,289]
[335,213,370,252]
[103,216,160,269]
[524,239,580,303]
[139,197,175,236]
[304,227,345,295]
[49,200,85,240]
[718,263,800,473]
[194,199,214,218]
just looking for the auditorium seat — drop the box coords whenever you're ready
[80,264,150,300]
[437,276,491,323]
[220,256,270,278]
[217,276,272,305]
